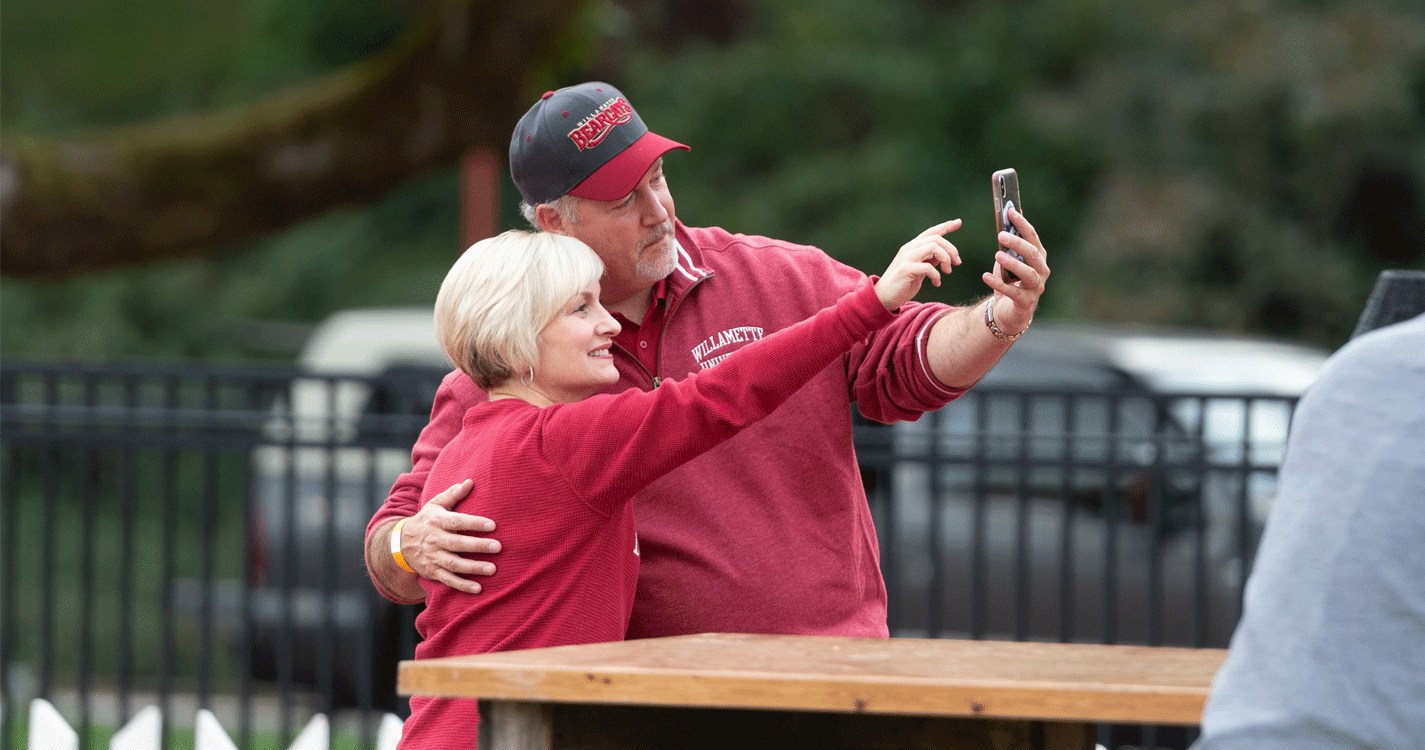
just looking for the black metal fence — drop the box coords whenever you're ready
[0,360,1299,749]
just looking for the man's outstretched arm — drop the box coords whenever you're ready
[926,207,1048,388]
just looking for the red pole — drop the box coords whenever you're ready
[460,147,501,249]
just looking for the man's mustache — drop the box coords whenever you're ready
[643,223,673,248]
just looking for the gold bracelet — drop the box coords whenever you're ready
[985,298,1029,341]
[391,517,416,573]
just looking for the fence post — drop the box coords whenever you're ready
[376,714,404,750]
[194,710,239,750]
[196,709,336,750]
[26,700,76,750]
[22,700,401,750]
[287,714,328,750]
[108,706,161,750]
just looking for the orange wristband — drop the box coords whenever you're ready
[391,517,416,573]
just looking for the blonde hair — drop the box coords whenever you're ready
[434,230,605,389]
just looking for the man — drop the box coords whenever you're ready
[364,81,1048,638]
[1192,308,1425,749]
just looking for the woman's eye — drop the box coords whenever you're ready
[574,303,588,314]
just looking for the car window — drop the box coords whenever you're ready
[978,348,1132,390]
[354,365,451,445]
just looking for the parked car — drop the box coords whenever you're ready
[246,307,449,709]
[878,323,1329,647]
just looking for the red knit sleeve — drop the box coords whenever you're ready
[848,300,968,424]
[540,279,895,515]
[767,238,967,423]
[364,368,485,601]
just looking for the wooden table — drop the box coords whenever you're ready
[399,633,1228,750]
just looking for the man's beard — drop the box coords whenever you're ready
[635,223,677,281]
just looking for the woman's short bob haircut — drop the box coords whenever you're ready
[434,230,604,390]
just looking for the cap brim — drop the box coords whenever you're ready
[567,131,690,202]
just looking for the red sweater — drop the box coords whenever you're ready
[398,280,895,750]
[367,222,966,638]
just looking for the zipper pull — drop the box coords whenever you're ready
[652,376,662,388]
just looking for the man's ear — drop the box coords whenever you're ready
[535,204,566,235]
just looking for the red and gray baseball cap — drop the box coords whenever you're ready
[509,81,689,206]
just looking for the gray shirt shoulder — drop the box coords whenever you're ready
[1194,313,1425,750]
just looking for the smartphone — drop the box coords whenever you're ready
[991,168,1025,282]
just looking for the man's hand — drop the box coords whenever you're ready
[371,479,501,598]
[923,207,1050,389]
[982,207,1049,334]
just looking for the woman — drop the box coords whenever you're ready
[399,227,954,749]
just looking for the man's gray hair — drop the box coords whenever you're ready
[519,194,583,230]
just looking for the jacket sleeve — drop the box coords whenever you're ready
[690,226,966,424]
[809,248,967,423]
[848,300,968,424]
[542,279,896,515]
[364,368,484,601]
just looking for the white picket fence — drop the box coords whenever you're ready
[25,698,403,750]
[26,696,1118,750]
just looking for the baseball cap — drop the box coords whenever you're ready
[509,82,689,206]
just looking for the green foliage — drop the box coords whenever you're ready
[6,715,380,750]
[1027,0,1425,345]
[615,0,1114,312]
[223,0,406,103]
[1,169,464,360]
[617,0,1425,346]
[0,0,408,130]
[2,445,252,692]
[0,0,253,131]
[3,0,1423,360]
[1,0,472,361]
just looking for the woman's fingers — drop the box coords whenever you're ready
[878,221,962,310]
[914,218,962,241]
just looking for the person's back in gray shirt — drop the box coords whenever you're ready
[1194,312,1425,749]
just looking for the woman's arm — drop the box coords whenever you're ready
[546,223,958,512]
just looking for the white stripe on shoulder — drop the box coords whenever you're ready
[917,310,960,395]
[673,240,706,281]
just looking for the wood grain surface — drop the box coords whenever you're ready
[400,633,1227,726]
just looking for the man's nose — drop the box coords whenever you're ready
[638,189,669,224]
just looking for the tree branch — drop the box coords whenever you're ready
[0,0,587,276]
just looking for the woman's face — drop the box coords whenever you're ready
[531,279,622,403]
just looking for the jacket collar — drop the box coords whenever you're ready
[664,220,713,304]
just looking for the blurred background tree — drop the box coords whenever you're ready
[3,0,1422,360]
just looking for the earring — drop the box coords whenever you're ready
[520,367,534,386]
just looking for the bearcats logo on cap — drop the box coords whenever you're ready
[568,97,634,151]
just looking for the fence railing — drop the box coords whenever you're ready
[1,360,1298,750]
